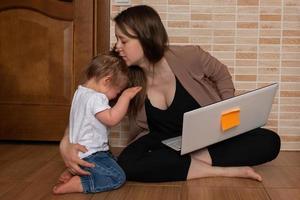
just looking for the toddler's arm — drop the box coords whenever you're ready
[95,86,141,126]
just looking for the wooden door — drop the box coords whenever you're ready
[0,0,110,141]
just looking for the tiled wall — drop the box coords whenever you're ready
[109,0,300,150]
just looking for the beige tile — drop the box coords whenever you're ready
[281,76,300,83]
[168,5,189,13]
[281,91,300,97]
[282,46,300,53]
[236,52,257,59]
[168,0,190,5]
[279,127,300,135]
[257,75,280,81]
[236,59,258,66]
[279,119,300,127]
[282,61,300,68]
[213,14,235,21]
[237,14,259,21]
[235,75,257,81]
[213,21,235,29]
[236,45,257,52]
[238,0,259,6]
[143,0,168,4]
[260,29,281,37]
[284,0,300,6]
[168,13,190,20]
[260,6,281,14]
[260,21,281,29]
[237,29,258,37]
[190,37,212,43]
[214,37,235,44]
[167,21,189,28]
[266,119,278,127]
[237,6,259,14]
[280,97,300,104]
[279,111,300,120]
[260,0,281,6]
[236,37,258,44]
[283,15,300,22]
[191,0,212,5]
[213,45,234,51]
[258,68,279,75]
[260,14,281,21]
[260,45,281,52]
[191,6,212,13]
[235,67,257,75]
[283,22,300,29]
[280,105,300,112]
[213,7,236,14]
[190,29,212,36]
[259,53,280,60]
[282,38,300,44]
[283,30,300,37]
[191,14,212,20]
[282,53,300,60]
[191,21,212,28]
[237,22,258,29]
[280,82,300,91]
[214,30,235,36]
[284,7,300,15]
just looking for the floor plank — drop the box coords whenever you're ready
[255,165,300,188]
[266,188,300,200]
[182,187,271,200]
[0,142,299,200]
[91,184,181,200]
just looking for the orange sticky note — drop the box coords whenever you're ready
[221,107,240,131]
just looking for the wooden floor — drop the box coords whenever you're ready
[0,142,299,200]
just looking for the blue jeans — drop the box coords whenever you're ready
[80,151,126,193]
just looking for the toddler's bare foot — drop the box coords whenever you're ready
[58,169,73,183]
[53,175,83,194]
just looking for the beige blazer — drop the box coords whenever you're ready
[128,45,235,140]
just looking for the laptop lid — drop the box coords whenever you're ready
[180,83,278,155]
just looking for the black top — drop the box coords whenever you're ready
[145,77,201,140]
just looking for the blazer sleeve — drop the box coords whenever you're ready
[193,46,235,99]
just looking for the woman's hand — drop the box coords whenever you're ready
[59,134,95,175]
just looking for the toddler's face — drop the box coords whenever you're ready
[105,86,122,100]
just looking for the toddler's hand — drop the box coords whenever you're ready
[121,86,142,99]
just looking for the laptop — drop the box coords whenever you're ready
[162,83,278,155]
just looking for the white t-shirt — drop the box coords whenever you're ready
[69,85,111,158]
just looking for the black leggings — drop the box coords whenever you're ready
[117,128,281,182]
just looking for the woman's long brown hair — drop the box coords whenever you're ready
[127,65,147,119]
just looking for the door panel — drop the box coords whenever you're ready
[0,0,110,141]
[0,9,73,105]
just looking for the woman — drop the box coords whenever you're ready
[60,5,280,182]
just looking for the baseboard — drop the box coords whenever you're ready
[281,142,300,151]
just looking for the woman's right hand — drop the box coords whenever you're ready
[59,134,95,175]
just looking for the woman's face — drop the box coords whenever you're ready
[115,25,145,67]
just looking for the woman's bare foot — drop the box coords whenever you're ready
[53,175,83,194]
[223,166,262,181]
[58,169,73,183]
[188,159,262,181]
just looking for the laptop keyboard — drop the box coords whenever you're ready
[161,136,182,151]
